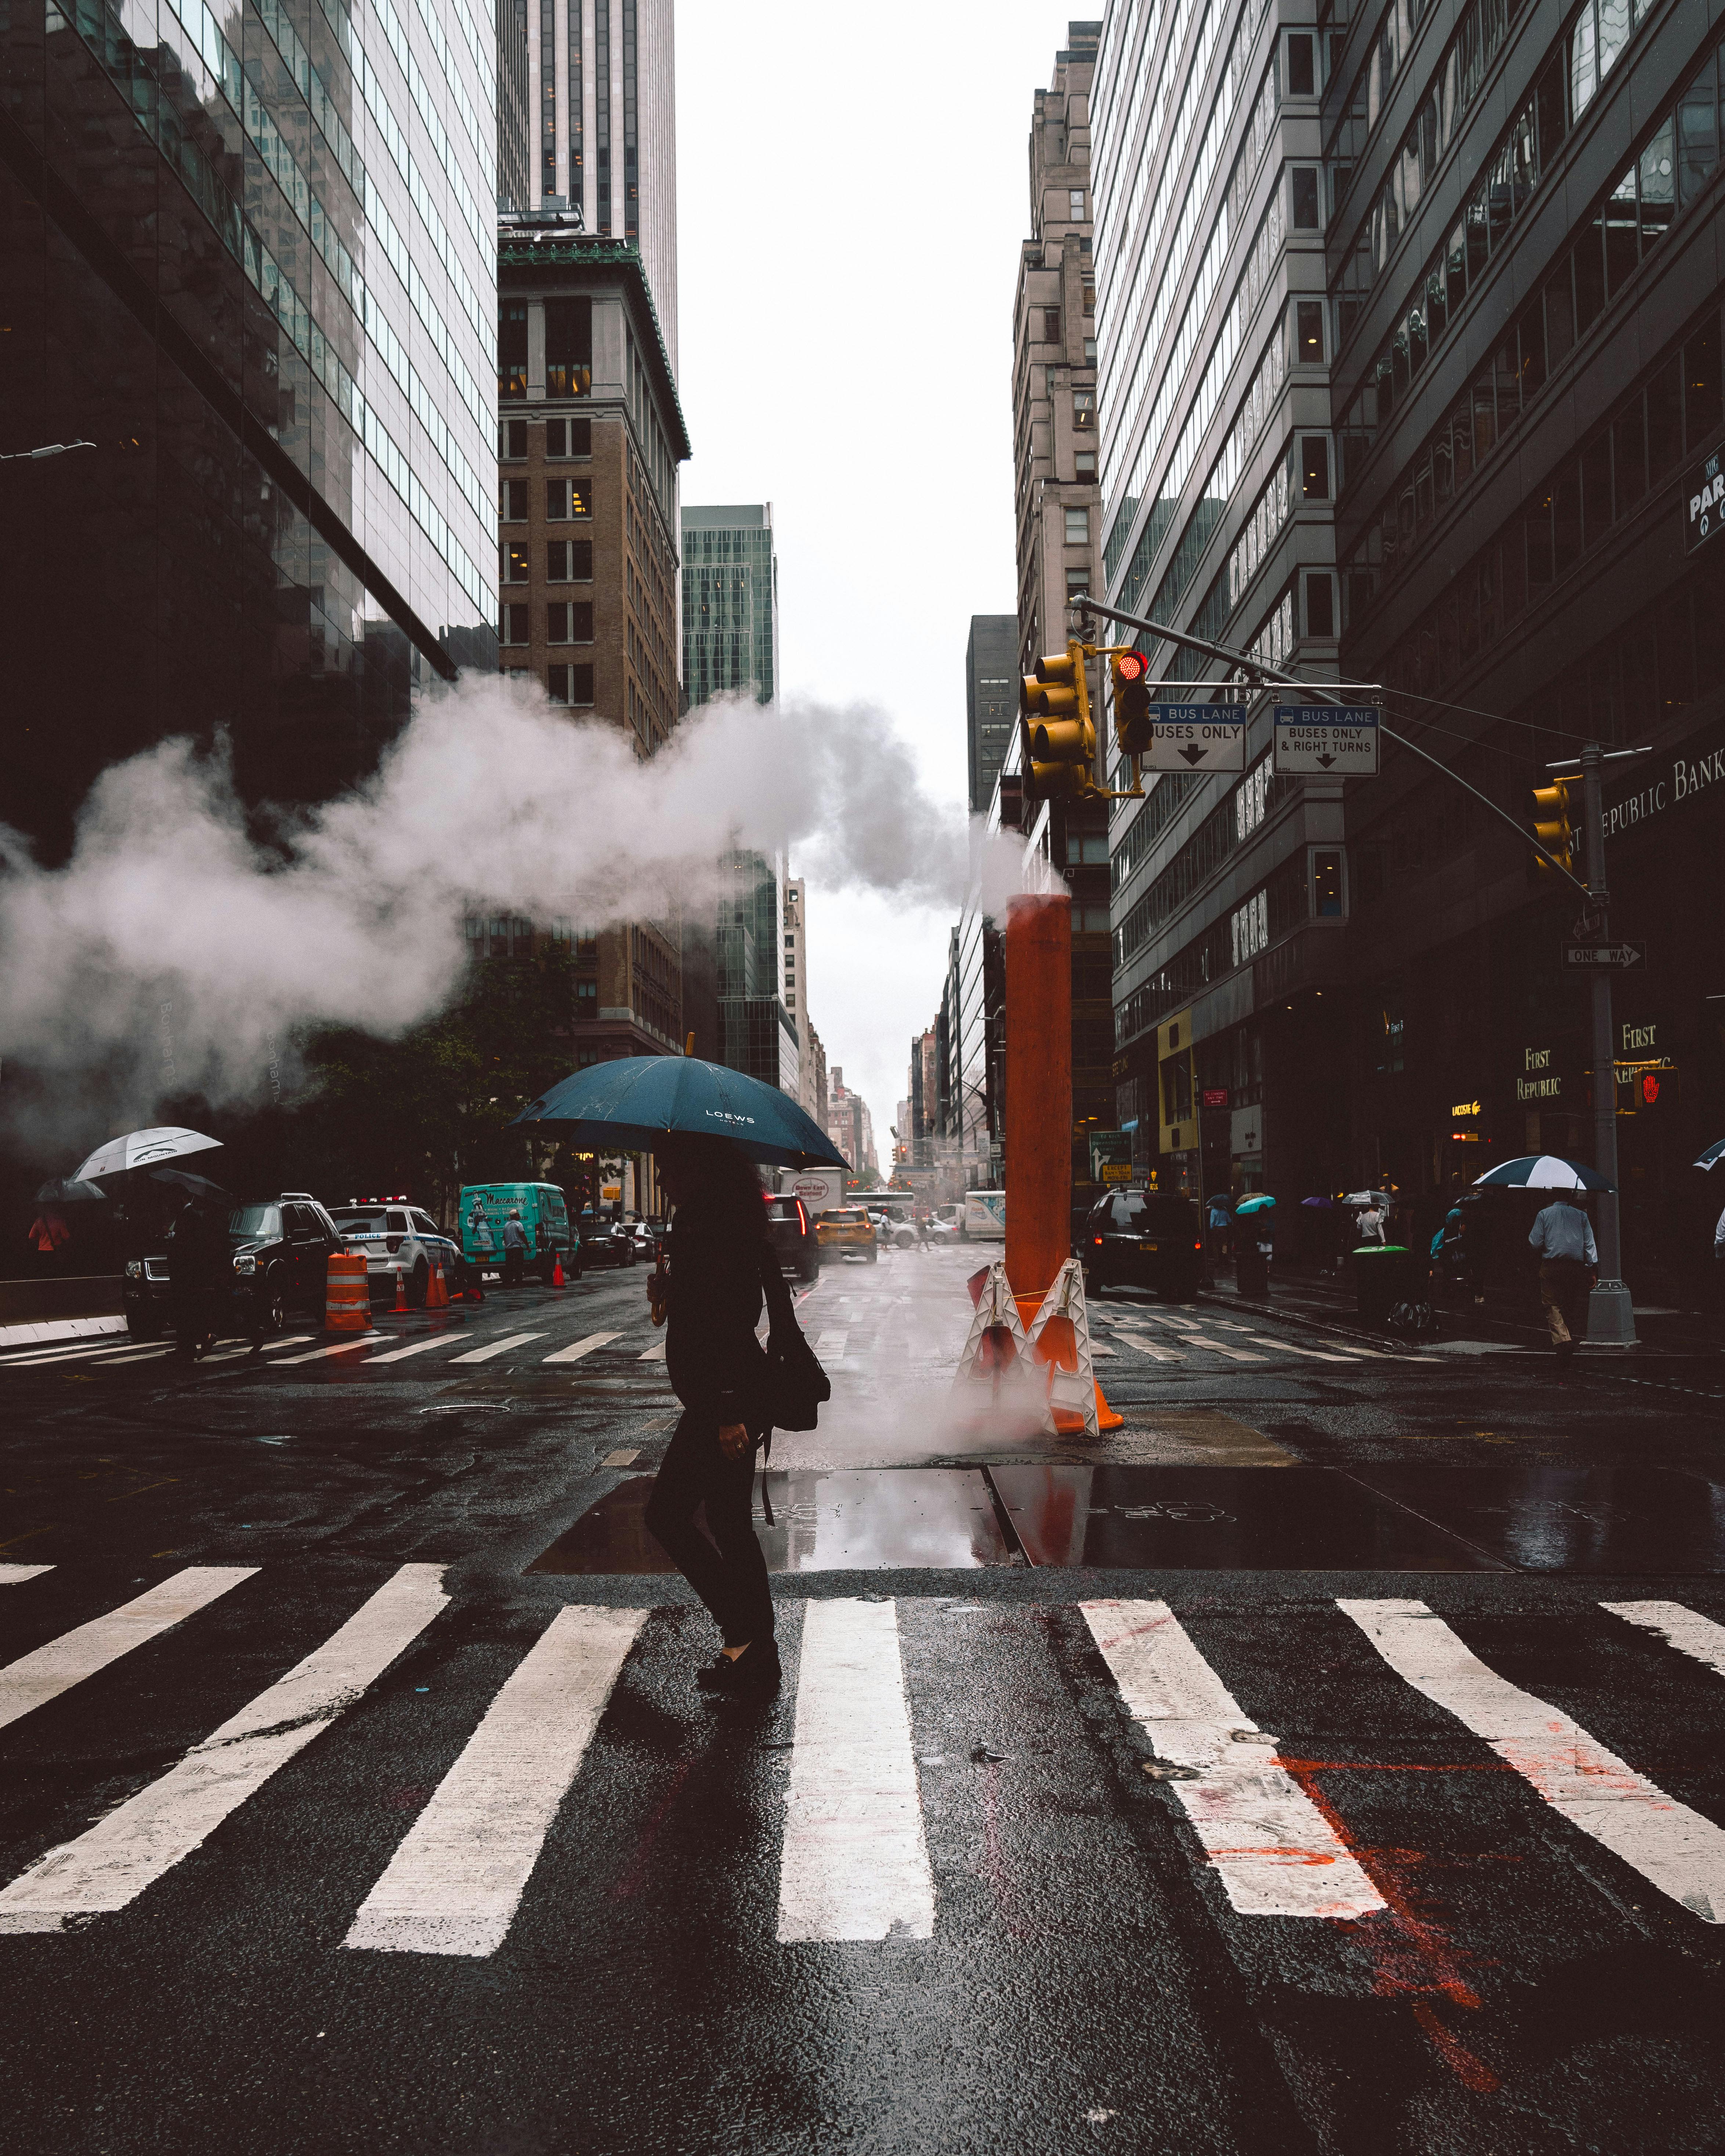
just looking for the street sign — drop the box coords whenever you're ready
[1686,442,1723,552]
[1144,702,1248,771]
[1200,1087,1230,1110]
[1273,703,1380,775]
[1562,942,1647,970]
[1089,1129,1134,1184]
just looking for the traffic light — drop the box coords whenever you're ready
[1531,777,1575,874]
[1021,644,1097,800]
[1110,649,1153,758]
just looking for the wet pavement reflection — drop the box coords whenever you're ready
[986,1464,1504,1570]
[530,1467,1012,1574]
[1345,1464,1725,1573]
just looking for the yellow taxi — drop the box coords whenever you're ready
[815,1206,878,1263]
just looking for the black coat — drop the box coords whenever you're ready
[663,1196,768,1424]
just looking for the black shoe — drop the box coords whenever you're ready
[695,1644,781,1697]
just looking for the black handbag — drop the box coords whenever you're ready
[755,1248,830,1433]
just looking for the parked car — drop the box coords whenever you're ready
[766,1194,820,1282]
[123,1193,347,1339]
[578,1212,638,1267]
[329,1200,465,1305]
[1081,1188,1205,1301]
[459,1182,574,1282]
[816,1206,878,1263]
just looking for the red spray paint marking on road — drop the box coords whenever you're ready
[975,1757,1035,1941]
[611,1760,692,1901]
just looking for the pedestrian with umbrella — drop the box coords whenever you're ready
[1475,1155,1610,1369]
[513,1055,840,1701]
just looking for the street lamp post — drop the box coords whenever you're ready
[1578,744,1636,1346]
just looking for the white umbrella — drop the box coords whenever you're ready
[1342,1189,1395,1207]
[74,1126,223,1180]
[1473,1154,1612,1192]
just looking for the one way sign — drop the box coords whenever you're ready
[1562,942,1647,970]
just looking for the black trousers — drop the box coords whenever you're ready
[502,1247,524,1287]
[644,1408,774,1649]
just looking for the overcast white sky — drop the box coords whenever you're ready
[677,1,1077,1152]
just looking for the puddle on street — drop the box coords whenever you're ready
[528,1467,1012,1573]
[1344,1464,1725,1573]
[987,1464,1504,1570]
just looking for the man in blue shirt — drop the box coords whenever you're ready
[1528,1196,1597,1366]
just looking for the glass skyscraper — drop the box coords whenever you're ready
[0,0,498,849]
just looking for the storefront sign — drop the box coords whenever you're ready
[1620,1021,1657,1055]
[1450,1099,1480,1117]
[1601,726,1725,842]
[1517,1047,1561,1102]
[1686,442,1724,551]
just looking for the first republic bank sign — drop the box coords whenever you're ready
[1601,724,1725,843]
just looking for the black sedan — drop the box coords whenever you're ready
[123,1194,347,1339]
[1081,1188,1205,1302]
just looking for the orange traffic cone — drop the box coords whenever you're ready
[552,1252,565,1288]
[427,1261,449,1310]
[392,1266,409,1314]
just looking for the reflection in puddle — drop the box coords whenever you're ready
[1346,1466,1725,1574]
[528,1467,1012,1574]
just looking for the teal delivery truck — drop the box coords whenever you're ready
[458,1183,577,1281]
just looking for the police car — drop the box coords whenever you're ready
[327,1197,464,1305]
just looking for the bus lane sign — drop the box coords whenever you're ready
[1273,704,1381,775]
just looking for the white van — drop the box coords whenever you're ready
[963,1190,1006,1241]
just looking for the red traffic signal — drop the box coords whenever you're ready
[1115,650,1148,683]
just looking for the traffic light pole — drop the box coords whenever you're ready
[1578,744,1636,1346]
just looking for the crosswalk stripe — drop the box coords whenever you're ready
[1,1340,165,1369]
[813,1332,849,1356]
[1338,1598,1725,1924]
[0,1564,448,1934]
[0,1339,144,1368]
[90,1348,176,1367]
[541,1331,622,1364]
[1600,1600,1725,1681]
[1081,1599,1385,1920]
[778,1598,935,1942]
[0,1569,256,1733]
[272,1334,385,1365]
[1241,1336,1361,1363]
[637,1340,666,1362]
[447,1332,545,1365]
[344,1603,648,1956]
[1176,1334,1269,1363]
[1111,1331,1183,1363]
[0,1565,54,1585]
[364,1334,470,1366]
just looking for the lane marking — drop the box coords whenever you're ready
[600,1449,639,1468]
[637,1340,666,1362]
[1081,1598,1385,1919]
[0,1565,448,1933]
[1089,1342,1116,1355]
[447,1332,545,1365]
[813,1332,849,1357]
[1600,1600,1725,1681]
[0,1569,255,1732]
[778,1599,936,1942]
[272,1334,385,1365]
[0,1565,54,1585]
[541,1331,622,1364]
[1338,1599,1725,1923]
[345,1603,647,1956]
[1176,1334,1269,1363]
[0,1339,150,1368]
[85,1348,176,1367]
[364,1334,471,1365]
[1108,1330,1184,1364]
[1241,1336,1362,1363]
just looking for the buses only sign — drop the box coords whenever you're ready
[1273,704,1381,775]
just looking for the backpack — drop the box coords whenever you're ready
[755,1246,831,1435]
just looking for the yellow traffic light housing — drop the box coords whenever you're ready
[1109,649,1153,760]
[1531,778,1575,873]
[1022,644,1098,801]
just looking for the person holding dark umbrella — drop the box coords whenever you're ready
[643,1133,780,1699]
[167,1197,229,1359]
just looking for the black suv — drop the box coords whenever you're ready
[765,1193,820,1282]
[1081,1188,1204,1301]
[123,1194,346,1339]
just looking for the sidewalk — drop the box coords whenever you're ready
[0,1314,129,1350]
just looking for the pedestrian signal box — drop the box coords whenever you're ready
[1531,778,1576,874]
[1022,644,1098,801]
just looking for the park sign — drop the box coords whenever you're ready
[1686,442,1723,552]
[1273,703,1381,775]
[1143,702,1249,771]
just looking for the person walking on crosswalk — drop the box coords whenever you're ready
[643,1134,780,1698]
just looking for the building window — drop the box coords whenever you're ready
[547,601,595,643]
[1083,336,1098,363]
[1313,850,1344,916]
[501,479,529,521]
[501,603,530,645]
[502,544,531,583]
[499,417,528,459]
[1301,437,1331,499]
[548,663,596,706]
[548,539,596,581]
[545,295,592,398]
[498,300,528,399]
[1069,188,1085,220]
[1296,301,1325,363]
[547,479,593,519]
[1075,451,1096,482]
[1043,307,1062,344]
[1373,984,1406,1073]
[1306,571,1336,637]
[1073,390,1095,428]
[575,978,598,1010]
[545,417,593,458]
[1231,890,1269,967]
[1285,30,1315,95]
[1064,506,1090,545]
[1066,568,1091,600]
[1291,167,1321,228]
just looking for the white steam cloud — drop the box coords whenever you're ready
[0,675,1048,1124]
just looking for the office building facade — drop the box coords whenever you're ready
[1,0,499,853]
[966,615,1020,814]
[827,1067,878,1182]
[1092,0,1344,1203]
[525,0,677,365]
[784,877,829,1129]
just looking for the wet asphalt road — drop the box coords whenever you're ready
[1,1248,1723,2154]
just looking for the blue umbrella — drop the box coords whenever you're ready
[1694,1139,1725,1171]
[1234,1192,1277,1215]
[511,1055,849,1169]
[1473,1154,1613,1193]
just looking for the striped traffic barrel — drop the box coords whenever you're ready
[325,1251,371,1331]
